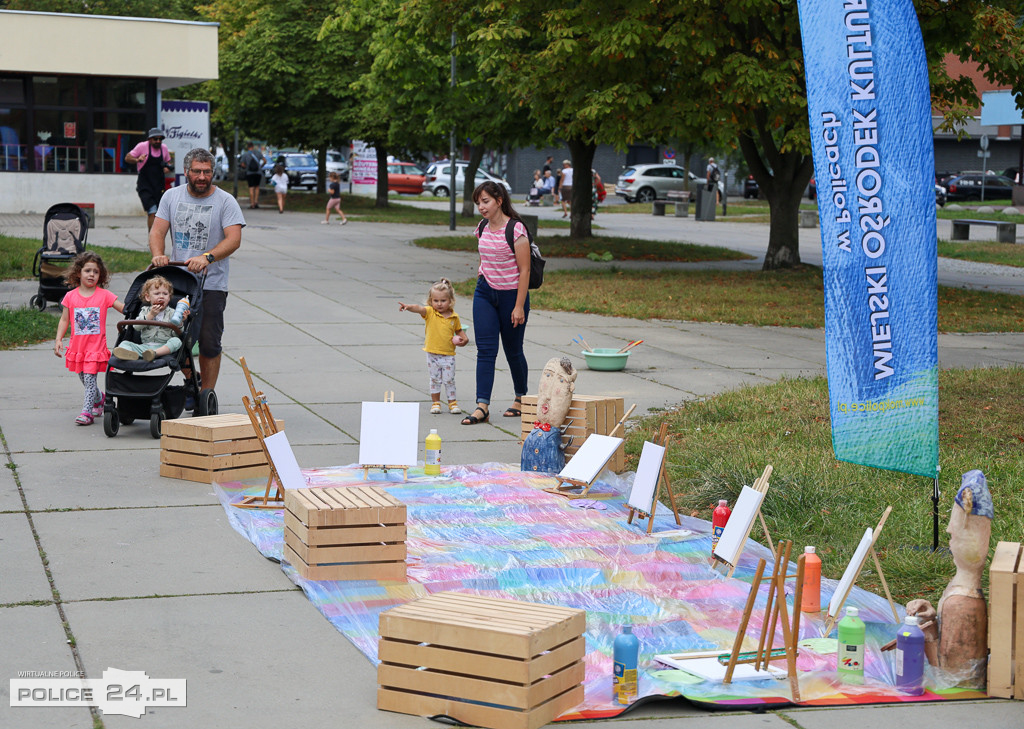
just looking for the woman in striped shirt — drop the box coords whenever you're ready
[461,181,532,425]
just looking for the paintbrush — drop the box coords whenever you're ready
[576,335,593,352]
[617,339,644,353]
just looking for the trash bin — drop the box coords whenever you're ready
[519,213,539,240]
[695,187,716,221]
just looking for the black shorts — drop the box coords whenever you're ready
[246,173,262,188]
[137,185,162,214]
[197,289,228,358]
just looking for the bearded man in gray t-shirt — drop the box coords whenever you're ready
[150,148,245,397]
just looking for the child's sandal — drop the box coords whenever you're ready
[75,411,94,426]
[448,402,461,414]
[430,402,442,415]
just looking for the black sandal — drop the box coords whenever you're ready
[503,397,523,418]
[461,406,489,425]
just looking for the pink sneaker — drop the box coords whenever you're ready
[91,393,106,417]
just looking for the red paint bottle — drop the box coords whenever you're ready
[711,499,732,555]
[801,546,821,613]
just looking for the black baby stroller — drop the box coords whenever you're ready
[102,264,219,439]
[29,203,89,310]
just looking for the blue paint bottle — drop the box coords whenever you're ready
[895,615,925,695]
[613,624,639,704]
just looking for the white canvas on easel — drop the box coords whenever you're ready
[558,434,623,483]
[713,485,765,564]
[359,401,419,467]
[263,430,305,490]
[828,528,873,618]
[627,441,666,514]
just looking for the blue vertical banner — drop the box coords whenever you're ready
[796,0,938,477]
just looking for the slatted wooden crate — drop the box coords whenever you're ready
[520,394,625,472]
[378,592,586,729]
[160,413,282,483]
[988,541,1023,698]
[283,486,407,582]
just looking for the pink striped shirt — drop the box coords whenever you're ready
[477,220,527,290]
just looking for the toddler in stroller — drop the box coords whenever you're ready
[102,265,217,439]
[112,275,190,362]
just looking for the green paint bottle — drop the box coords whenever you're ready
[837,606,866,684]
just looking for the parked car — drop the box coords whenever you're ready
[387,161,425,194]
[944,173,1016,202]
[423,160,511,197]
[743,175,759,199]
[615,163,723,203]
[325,150,349,181]
[263,153,318,190]
[935,184,947,207]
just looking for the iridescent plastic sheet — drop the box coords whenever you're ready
[216,463,984,717]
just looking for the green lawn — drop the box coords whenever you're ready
[626,368,1024,606]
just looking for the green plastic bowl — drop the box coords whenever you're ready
[582,348,629,371]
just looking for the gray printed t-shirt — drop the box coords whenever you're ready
[155,185,245,292]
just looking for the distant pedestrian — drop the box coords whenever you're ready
[270,164,288,213]
[706,157,721,203]
[559,160,574,218]
[53,252,126,425]
[323,171,348,224]
[592,169,605,219]
[542,156,553,175]
[241,142,266,209]
[124,127,173,231]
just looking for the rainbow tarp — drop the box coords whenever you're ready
[216,463,983,718]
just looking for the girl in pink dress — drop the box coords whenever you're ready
[53,252,125,425]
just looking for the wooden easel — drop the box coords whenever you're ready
[712,465,777,578]
[545,404,635,499]
[360,391,410,480]
[823,506,899,633]
[626,422,682,534]
[235,356,286,510]
[722,541,805,701]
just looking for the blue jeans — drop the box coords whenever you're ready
[472,276,529,406]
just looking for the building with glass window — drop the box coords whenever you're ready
[0,10,218,215]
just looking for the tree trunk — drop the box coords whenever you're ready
[567,138,596,238]
[375,145,389,208]
[737,132,813,270]
[460,145,487,217]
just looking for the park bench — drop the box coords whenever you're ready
[652,190,691,217]
[951,218,1018,244]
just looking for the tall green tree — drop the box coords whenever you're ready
[657,0,1024,269]
[197,0,359,191]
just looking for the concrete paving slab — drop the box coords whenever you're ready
[66,591,428,729]
[232,345,373,375]
[35,506,294,600]
[222,321,324,349]
[0,405,166,454]
[297,321,420,345]
[781,699,1021,729]
[0,604,90,729]
[0,513,53,604]
[263,369,425,405]
[15,448,217,511]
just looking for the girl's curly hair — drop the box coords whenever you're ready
[64,251,110,289]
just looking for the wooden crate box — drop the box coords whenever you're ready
[283,486,407,582]
[160,413,282,484]
[378,592,586,729]
[988,541,1023,699]
[520,394,625,472]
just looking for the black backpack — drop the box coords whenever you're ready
[708,164,721,184]
[475,218,545,289]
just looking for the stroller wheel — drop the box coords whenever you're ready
[150,410,164,439]
[103,409,120,437]
[30,294,46,311]
[196,388,218,417]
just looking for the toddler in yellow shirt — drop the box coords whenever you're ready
[399,278,468,414]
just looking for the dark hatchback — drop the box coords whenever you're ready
[944,173,1016,202]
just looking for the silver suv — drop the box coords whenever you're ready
[423,160,511,197]
[615,163,722,203]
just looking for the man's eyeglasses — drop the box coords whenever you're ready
[188,169,213,177]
